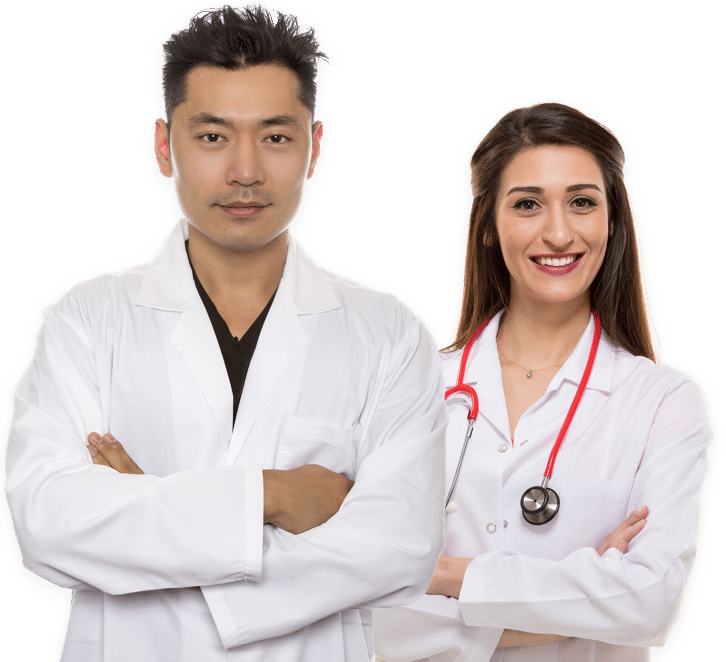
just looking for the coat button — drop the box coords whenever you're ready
[486,523,497,533]
[498,444,508,453]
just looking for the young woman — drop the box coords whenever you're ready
[374,103,711,661]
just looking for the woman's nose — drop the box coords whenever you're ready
[541,206,573,248]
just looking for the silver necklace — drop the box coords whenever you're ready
[497,349,564,379]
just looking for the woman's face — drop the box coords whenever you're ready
[494,144,610,310]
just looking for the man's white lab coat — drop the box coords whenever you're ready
[6,221,447,662]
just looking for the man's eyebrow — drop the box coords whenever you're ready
[259,114,303,128]
[188,112,234,129]
[187,113,304,130]
[505,184,603,196]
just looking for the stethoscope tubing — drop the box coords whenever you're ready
[443,317,491,509]
[443,312,602,521]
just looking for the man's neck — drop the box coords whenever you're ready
[187,224,287,338]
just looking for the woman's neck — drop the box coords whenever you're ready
[497,295,592,370]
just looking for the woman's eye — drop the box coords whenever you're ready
[513,199,539,211]
[572,196,596,209]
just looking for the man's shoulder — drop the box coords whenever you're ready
[316,264,422,334]
[48,263,150,324]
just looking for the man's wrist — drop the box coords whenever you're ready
[262,469,282,525]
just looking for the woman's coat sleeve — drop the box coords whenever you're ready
[457,376,710,646]
[6,306,264,595]
[201,320,447,649]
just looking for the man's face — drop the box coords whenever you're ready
[155,64,322,253]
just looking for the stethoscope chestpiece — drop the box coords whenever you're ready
[520,478,560,525]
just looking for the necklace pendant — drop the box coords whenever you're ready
[526,370,532,379]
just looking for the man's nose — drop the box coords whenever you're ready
[226,138,265,187]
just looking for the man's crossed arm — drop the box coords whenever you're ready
[87,431,354,534]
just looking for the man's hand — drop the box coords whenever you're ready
[597,505,648,556]
[86,434,352,534]
[263,465,354,534]
[87,432,145,474]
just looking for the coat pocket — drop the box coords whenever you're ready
[276,417,357,479]
[559,475,636,550]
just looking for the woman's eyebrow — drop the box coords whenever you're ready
[505,184,602,196]
[566,184,602,193]
[506,186,544,196]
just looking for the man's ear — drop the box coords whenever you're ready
[154,119,172,178]
[307,121,323,179]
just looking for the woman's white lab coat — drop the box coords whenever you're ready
[374,311,710,662]
[6,221,447,662]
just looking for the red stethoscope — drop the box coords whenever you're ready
[444,312,602,525]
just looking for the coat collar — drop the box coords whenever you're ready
[133,220,340,464]
[135,220,340,316]
[445,309,616,439]
[461,310,615,395]
[546,312,615,395]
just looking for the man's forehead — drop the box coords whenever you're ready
[177,63,311,125]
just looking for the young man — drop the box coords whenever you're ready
[6,7,446,661]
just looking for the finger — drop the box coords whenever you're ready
[89,433,144,474]
[87,444,112,467]
[624,505,649,526]
[618,518,647,546]
[101,433,144,475]
[607,505,649,540]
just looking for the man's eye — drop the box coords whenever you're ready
[201,133,223,143]
[265,135,289,144]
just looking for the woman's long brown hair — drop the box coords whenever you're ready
[446,103,656,362]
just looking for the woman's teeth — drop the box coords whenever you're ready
[534,255,578,267]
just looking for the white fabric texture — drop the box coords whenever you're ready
[374,311,710,662]
[6,221,447,662]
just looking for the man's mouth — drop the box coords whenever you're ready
[216,202,269,217]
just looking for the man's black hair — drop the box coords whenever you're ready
[162,5,326,126]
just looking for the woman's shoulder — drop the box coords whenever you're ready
[610,342,707,413]
[438,346,465,381]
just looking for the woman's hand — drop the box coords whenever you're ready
[496,507,649,648]
[597,506,648,556]
[498,630,570,648]
[425,556,472,598]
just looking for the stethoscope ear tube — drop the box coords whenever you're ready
[445,418,474,510]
